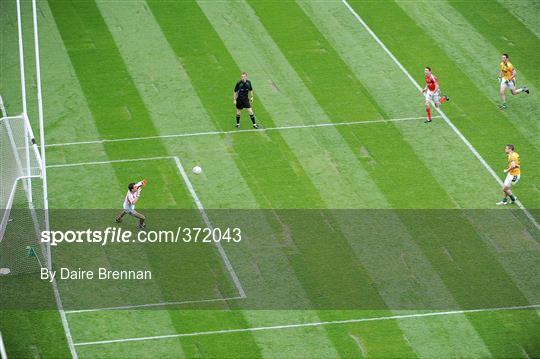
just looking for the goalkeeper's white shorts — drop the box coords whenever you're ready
[123,201,136,214]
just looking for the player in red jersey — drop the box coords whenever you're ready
[422,67,449,123]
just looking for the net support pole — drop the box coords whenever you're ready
[15,0,27,115]
[31,0,50,270]
[16,0,33,203]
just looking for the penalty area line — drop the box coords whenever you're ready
[45,115,438,148]
[47,155,247,300]
[73,304,540,347]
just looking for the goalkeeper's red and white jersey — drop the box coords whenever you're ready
[123,181,144,210]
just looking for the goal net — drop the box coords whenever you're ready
[0,95,48,275]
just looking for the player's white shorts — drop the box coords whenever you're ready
[424,89,441,104]
[123,201,137,215]
[500,78,515,91]
[503,173,520,187]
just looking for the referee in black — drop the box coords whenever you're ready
[233,72,258,128]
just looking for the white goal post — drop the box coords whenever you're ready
[0,1,76,357]
[0,0,51,273]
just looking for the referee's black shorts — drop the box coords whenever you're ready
[236,98,251,110]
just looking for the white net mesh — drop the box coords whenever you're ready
[0,95,47,274]
[0,116,41,202]
[0,95,42,203]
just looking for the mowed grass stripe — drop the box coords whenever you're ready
[307,0,539,355]
[245,4,506,358]
[19,0,113,204]
[197,0,388,209]
[1,0,101,147]
[46,0,192,209]
[397,210,540,356]
[51,1,259,355]
[246,0,482,355]
[197,3,496,357]
[41,2,189,353]
[340,0,540,300]
[148,0,390,346]
[329,212,496,357]
[75,338,187,359]
[347,0,539,210]
[47,1,156,141]
[146,4,420,358]
[299,0,500,209]
[390,0,540,307]
[246,0,459,209]
[199,0,450,324]
[93,0,258,210]
[38,22,108,166]
[43,7,192,352]
[45,1,235,353]
[0,0,22,114]
[100,3,358,350]
[497,0,540,38]
[144,1,372,357]
[448,0,540,88]
[395,0,539,151]
[93,4,304,356]
[346,1,540,355]
[146,0,326,209]
[46,0,187,206]
[96,1,212,137]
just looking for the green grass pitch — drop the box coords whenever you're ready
[0,0,539,358]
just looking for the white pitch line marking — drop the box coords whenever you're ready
[173,156,246,298]
[341,0,540,231]
[65,295,244,314]
[73,304,540,347]
[46,156,174,168]
[45,115,437,148]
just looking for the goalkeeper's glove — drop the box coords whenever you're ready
[142,179,147,186]
[250,96,254,103]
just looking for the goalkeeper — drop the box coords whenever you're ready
[115,179,147,229]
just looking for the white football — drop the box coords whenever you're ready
[0,268,11,275]
[192,166,202,175]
